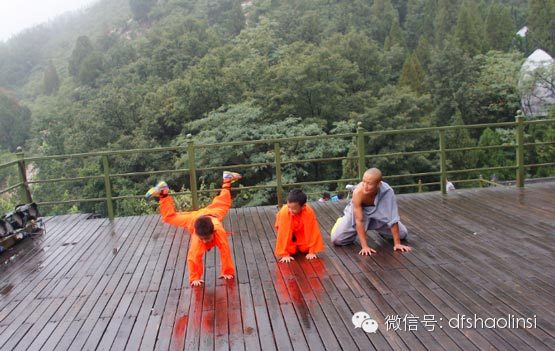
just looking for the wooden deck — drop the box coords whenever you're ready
[1,182,554,350]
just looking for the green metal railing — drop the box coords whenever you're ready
[1,115,554,220]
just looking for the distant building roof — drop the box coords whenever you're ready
[522,49,553,70]
[516,26,528,37]
[519,49,555,117]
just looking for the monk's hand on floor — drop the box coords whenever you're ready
[305,253,317,260]
[394,244,412,252]
[219,274,233,280]
[359,246,377,256]
[279,256,294,263]
[191,279,204,287]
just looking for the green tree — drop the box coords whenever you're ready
[129,0,156,20]
[69,35,95,77]
[265,42,360,125]
[323,32,389,93]
[526,124,555,177]
[477,127,514,180]
[434,0,461,46]
[0,93,31,151]
[465,51,523,125]
[77,52,104,86]
[175,102,344,206]
[384,17,406,51]
[484,2,515,52]
[356,85,435,187]
[414,36,432,72]
[370,0,398,45]
[527,0,555,55]
[446,112,479,177]
[323,32,387,92]
[428,39,478,125]
[136,16,217,81]
[225,0,246,36]
[405,0,436,50]
[204,0,245,36]
[455,1,484,57]
[297,11,322,44]
[399,53,426,94]
[42,60,60,95]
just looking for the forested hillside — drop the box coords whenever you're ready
[0,0,554,215]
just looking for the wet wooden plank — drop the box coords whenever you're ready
[0,183,553,351]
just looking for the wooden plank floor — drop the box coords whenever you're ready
[1,182,554,350]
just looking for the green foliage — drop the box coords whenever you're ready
[434,0,461,46]
[264,42,360,123]
[358,86,436,186]
[527,0,555,56]
[0,93,31,151]
[477,127,515,180]
[405,0,436,50]
[323,32,387,92]
[465,51,523,125]
[0,150,18,210]
[446,112,479,177]
[0,0,548,216]
[370,0,399,45]
[414,36,432,72]
[129,0,156,20]
[175,102,349,206]
[525,123,555,177]
[69,36,95,77]
[485,2,515,52]
[385,18,406,51]
[428,39,479,125]
[77,52,104,86]
[455,1,485,57]
[42,61,60,96]
[399,53,426,94]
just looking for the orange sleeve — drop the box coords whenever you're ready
[159,196,196,232]
[187,235,205,283]
[214,225,235,276]
[304,205,325,254]
[274,205,293,257]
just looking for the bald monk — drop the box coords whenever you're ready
[145,171,242,286]
[275,189,325,263]
[331,168,412,255]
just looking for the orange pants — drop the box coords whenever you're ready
[159,187,232,232]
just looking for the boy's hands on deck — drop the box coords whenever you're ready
[305,253,317,260]
[219,274,234,280]
[394,244,412,252]
[279,256,295,263]
[359,246,377,256]
[191,279,204,287]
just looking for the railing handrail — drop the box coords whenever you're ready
[1,115,554,219]
[3,118,554,163]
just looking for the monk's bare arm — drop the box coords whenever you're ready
[352,188,376,255]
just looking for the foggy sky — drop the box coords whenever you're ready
[0,0,99,42]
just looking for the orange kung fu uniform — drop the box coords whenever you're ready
[159,187,235,284]
[274,204,325,257]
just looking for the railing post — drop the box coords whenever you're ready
[418,179,422,193]
[187,134,199,210]
[356,122,366,178]
[102,155,114,220]
[15,147,33,204]
[439,129,447,194]
[515,112,525,188]
[479,174,484,187]
[274,142,284,208]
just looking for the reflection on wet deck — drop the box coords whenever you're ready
[1,183,554,350]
